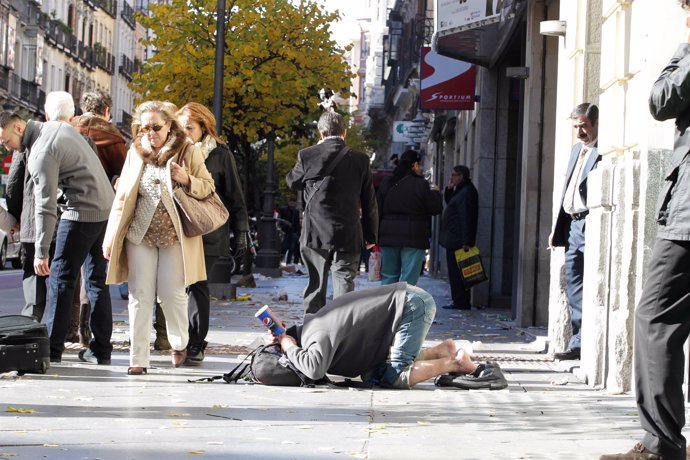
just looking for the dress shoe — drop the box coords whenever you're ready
[554,348,581,360]
[599,442,662,459]
[172,349,187,368]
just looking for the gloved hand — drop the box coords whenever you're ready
[234,231,248,255]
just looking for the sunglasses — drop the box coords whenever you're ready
[140,124,166,133]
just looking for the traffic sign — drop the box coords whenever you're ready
[2,153,12,174]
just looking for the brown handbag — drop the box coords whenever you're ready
[172,146,229,237]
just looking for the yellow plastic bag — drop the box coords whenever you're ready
[454,246,488,290]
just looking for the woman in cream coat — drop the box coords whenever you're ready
[102,101,214,375]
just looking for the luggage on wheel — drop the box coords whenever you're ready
[0,315,50,375]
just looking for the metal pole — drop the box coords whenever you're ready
[213,0,225,134]
[254,134,282,277]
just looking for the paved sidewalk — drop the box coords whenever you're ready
[0,270,649,459]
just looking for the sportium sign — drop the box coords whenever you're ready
[420,47,475,110]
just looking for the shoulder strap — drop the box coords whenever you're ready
[303,146,350,209]
[322,146,350,177]
[187,345,261,384]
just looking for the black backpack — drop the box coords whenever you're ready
[189,343,316,387]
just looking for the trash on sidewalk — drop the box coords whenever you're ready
[550,376,569,386]
[235,294,252,301]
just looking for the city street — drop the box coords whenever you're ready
[0,268,648,459]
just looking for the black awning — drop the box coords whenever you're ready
[433,0,527,69]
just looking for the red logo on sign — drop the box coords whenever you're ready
[420,47,475,110]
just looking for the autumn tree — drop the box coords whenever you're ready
[132,0,354,208]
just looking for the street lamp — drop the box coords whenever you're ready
[254,134,282,277]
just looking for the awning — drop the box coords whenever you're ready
[433,0,527,69]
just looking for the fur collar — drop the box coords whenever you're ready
[133,132,189,166]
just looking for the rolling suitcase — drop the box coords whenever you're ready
[0,315,50,374]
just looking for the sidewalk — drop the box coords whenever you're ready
[0,269,645,459]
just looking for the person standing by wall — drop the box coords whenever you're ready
[286,111,378,314]
[440,165,478,310]
[549,103,601,361]
[377,149,442,285]
[176,102,250,365]
[601,4,690,458]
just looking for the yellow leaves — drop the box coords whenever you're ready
[6,406,36,414]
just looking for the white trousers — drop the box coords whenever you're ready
[126,241,189,367]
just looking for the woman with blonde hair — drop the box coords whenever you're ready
[176,102,249,365]
[102,100,215,375]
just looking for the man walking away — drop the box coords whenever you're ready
[286,111,378,314]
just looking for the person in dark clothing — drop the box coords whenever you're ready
[278,283,477,388]
[286,111,378,314]
[278,200,301,264]
[439,165,478,310]
[601,5,690,459]
[177,102,250,365]
[377,150,442,285]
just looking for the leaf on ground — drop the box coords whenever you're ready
[168,412,192,417]
[416,421,432,425]
[211,404,230,409]
[0,453,17,457]
[7,406,36,414]
[187,451,205,454]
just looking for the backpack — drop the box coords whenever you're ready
[189,343,316,387]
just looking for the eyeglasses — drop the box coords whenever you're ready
[140,124,166,133]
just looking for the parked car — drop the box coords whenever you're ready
[0,198,22,270]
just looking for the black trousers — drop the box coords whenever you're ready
[186,256,217,349]
[635,238,690,460]
[445,248,471,309]
[20,242,51,321]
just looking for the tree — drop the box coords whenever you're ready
[132,0,354,210]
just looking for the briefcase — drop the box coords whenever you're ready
[454,246,488,290]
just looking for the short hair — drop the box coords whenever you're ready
[45,91,75,121]
[177,102,223,143]
[680,0,690,11]
[570,103,598,125]
[453,165,470,179]
[133,100,184,138]
[80,90,112,116]
[317,111,345,137]
[0,111,24,129]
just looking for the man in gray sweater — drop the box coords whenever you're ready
[278,283,477,388]
[0,106,115,365]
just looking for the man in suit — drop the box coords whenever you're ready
[549,103,600,361]
[286,111,378,315]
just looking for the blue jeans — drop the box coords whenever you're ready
[46,220,112,360]
[367,285,436,388]
[380,247,425,286]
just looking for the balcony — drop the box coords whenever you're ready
[96,0,118,19]
[119,54,134,81]
[118,110,133,136]
[122,2,136,30]
[94,45,116,75]
[84,0,98,10]
[10,0,42,28]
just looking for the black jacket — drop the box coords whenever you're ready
[202,143,249,257]
[440,180,479,249]
[286,138,377,252]
[649,43,690,240]
[377,173,442,249]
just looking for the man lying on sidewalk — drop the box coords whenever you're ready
[277,282,478,389]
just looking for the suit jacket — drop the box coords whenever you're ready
[552,142,601,247]
[286,137,377,252]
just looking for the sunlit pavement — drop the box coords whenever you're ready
[0,268,647,459]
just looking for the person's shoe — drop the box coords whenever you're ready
[153,336,172,351]
[50,355,62,364]
[599,442,662,459]
[127,367,147,375]
[78,348,111,365]
[172,349,187,368]
[184,343,206,366]
[554,348,581,360]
